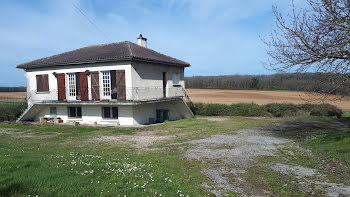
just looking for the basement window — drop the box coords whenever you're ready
[68,106,82,118]
[102,107,118,119]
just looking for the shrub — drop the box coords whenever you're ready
[195,103,228,116]
[310,104,342,118]
[228,103,262,116]
[0,102,27,122]
[264,103,299,117]
[191,102,342,118]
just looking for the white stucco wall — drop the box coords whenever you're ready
[35,104,134,125]
[132,99,193,125]
[25,62,133,104]
[31,98,192,126]
[130,62,185,100]
[25,61,186,103]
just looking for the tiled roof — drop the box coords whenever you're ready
[17,41,190,69]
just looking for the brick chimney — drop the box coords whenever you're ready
[137,34,147,48]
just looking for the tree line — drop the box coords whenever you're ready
[185,73,350,96]
[0,87,26,92]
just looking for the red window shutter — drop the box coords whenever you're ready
[79,72,89,101]
[57,73,66,101]
[36,74,49,92]
[116,70,126,101]
[90,71,100,100]
[36,75,42,91]
[42,74,49,91]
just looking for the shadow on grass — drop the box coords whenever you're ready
[265,117,350,141]
[0,182,28,196]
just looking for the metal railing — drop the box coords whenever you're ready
[26,86,186,103]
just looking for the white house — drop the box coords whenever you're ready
[16,35,194,126]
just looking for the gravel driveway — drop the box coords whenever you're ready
[181,123,350,197]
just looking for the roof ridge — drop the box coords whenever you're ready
[127,42,190,65]
[126,41,133,56]
[17,40,190,69]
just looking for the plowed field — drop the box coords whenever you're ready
[186,89,350,110]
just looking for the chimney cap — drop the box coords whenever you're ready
[137,34,147,40]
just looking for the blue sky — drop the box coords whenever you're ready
[0,0,304,86]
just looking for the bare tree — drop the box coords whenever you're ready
[264,0,350,99]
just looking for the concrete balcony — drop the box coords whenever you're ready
[26,86,186,105]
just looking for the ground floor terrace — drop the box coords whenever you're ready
[17,97,194,125]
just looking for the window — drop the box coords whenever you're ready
[68,73,76,97]
[102,71,111,97]
[36,74,49,92]
[50,107,57,118]
[68,107,82,118]
[102,107,118,119]
[172,73,180,85]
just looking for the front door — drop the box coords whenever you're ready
[163,72,166,98]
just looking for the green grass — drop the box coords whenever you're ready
[267,118,350,185]
[341,111,350,118]
[0,145,208,196]
[307,130,350,162]
[305,129,350,183]
[0,117,275,197]
[0,123,209,196]
[244,166,324,197]
[2,116,349,196]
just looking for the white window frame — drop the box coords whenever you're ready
[67,73,76,100]
[101,71,111,100]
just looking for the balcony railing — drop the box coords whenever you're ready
[26,86,186,105]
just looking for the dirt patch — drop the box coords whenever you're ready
[269,163,319,178]
[0,128,58,139]
[187,89,350,110]
[88,134,175,149]
[179,123,350,197]
[198,117,232,122]
[184,129,289,167]
[182,128,289,196]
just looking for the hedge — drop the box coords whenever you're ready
[191,102,342,118]
[0,102,27,122]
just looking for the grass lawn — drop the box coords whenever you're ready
[1,116,349,196]
[341,110,350,118]
[0,117,276,197]
[270,116,350,185]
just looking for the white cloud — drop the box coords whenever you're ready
[107,13,129,25]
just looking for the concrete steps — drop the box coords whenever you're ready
[16,104,45,122]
